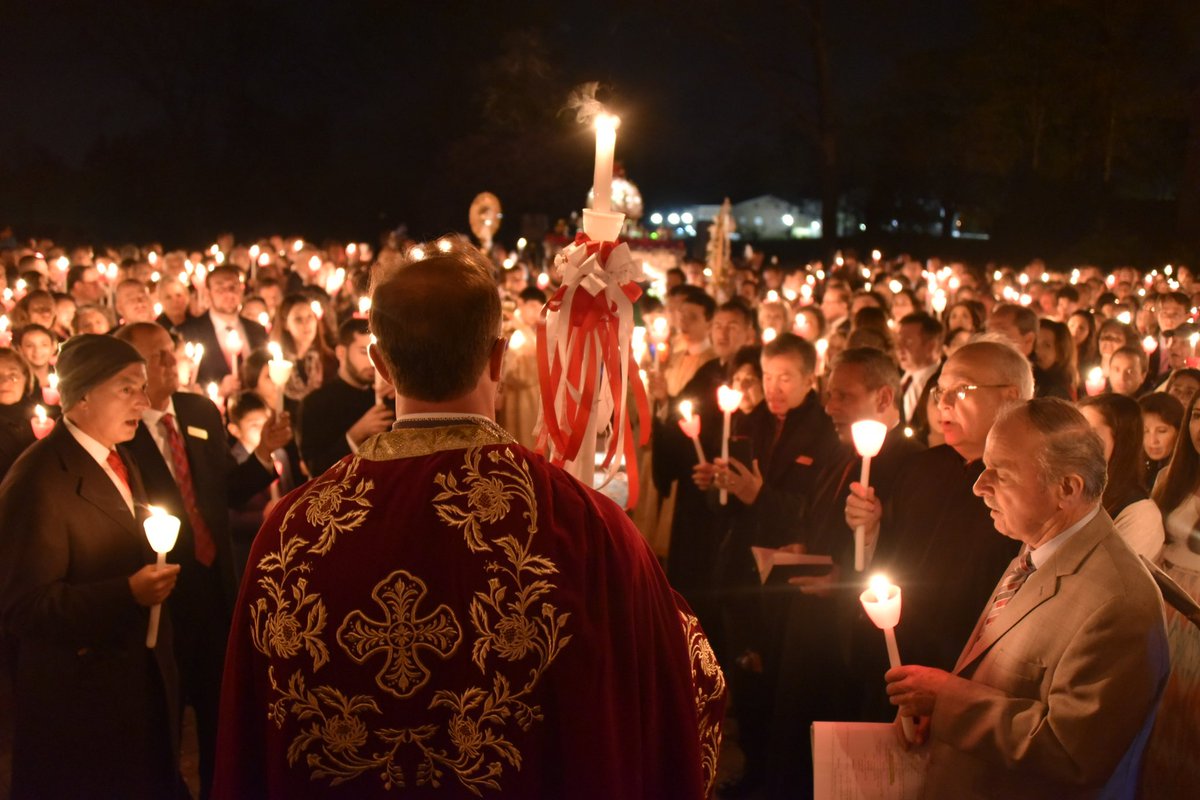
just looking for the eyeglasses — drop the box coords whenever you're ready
[931,383,1011,406]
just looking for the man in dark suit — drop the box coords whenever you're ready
[848,340,1032,682]
[896,311,944,444]
[298,317,393,476]
[0,334,182,798]
[178,265,268,391]
[703,333,842,796]
[987,303,1072,400]
[767,347,924,797]
[117,322,290,799]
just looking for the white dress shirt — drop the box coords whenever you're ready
[63,416,134,516]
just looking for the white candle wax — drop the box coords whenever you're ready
[592,113,619,215]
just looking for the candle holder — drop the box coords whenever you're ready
[30,405,54,440]
[850,419,888,572]
[860,574,915,742]
[678,400,706,464]
[143,506,180,649]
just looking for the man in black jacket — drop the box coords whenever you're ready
[298,317,394,476]
[117,321,290,799]
[178,265,268,391]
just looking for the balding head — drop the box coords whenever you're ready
[369,245,502,402]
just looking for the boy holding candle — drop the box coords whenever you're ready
[0,334,183,798]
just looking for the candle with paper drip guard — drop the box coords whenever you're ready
[266,342,294,412]
[143,506,180,648]
[850,419,888,572]
[1084,367,1106,397]
[41,372,60,406]
[678,399,706,464]
[716,384,744,505]
[223,328,243,380]
[184,342,204,387]
[30,404,54,440]
[1142,335,1158,356]
[860,574,915,742]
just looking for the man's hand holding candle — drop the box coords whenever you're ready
[715,456,763,505]
[128,562,181,606]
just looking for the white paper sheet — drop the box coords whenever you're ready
[811,721,929,800]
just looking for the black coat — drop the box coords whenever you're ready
[298,374,376,476]
[0,399,36,485]
[177,313,269,387]
[0,423,179,798]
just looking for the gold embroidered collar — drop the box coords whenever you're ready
[358,418,516,461]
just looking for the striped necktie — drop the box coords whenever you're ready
[983,549,1036,627]
[161,413,217,566]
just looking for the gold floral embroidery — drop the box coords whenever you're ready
[682,611,726,797]
[249,458,375,671]
[433,448,537,553]
[358,422,515,462]
[250,529,330,670]
[270,443,572,795]
[337,570,463,699]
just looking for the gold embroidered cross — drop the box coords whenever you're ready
[337,570,463,699]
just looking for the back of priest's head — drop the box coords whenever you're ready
[369,240,502,402]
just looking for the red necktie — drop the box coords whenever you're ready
[106,450,131,493]
[161,413,217,566]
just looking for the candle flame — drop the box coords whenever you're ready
[268,341,283,361]
[679,399,694,422]
[34,404,47,423]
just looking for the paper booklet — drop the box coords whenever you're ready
[750,546,834,585]
[811,721,929,800]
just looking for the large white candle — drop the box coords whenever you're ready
[850,419,888,572]
[143,506,180,649]
[716,385,744,506]
[266,342,294,412]
[860,574,915,742]
[592,113,620,215]
[678,399,706,464]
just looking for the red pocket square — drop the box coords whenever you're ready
[795,455,813,465]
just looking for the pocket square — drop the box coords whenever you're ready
[186,426,209,440]
[795,455,813,465]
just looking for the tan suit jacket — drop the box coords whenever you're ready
[923,510,1168,799]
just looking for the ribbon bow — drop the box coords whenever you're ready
[536,233,650,508]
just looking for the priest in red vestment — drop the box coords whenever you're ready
[214,243,726,799]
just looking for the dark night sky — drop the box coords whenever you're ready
[4,0,1193,265]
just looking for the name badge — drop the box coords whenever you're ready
[794,455,813,466]
[186,426,209,440]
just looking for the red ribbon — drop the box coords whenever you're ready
[535,234,650,509]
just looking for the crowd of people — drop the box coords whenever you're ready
[0,233,1197,798]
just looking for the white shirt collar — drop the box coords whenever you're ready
[62,416,114,466]
[904,361,940,381]
[142,396,178,426]
[1029,503,1100,569]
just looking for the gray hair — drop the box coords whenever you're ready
[959,336,1036,400]
[996,398,1107,501]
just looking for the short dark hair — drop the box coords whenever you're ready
[762,332,816,374]
[205,264,243,285]
[899,311,944,340]
[337,317,370,348]
[832,346,901,395]
[733,345,763,377]
[518,286,547,305]
[14,323,56,348]
[227,390,270,425]
[1055,286,1080,303]
[1158,291,1189,310]
[716,298,755,328]
[670,284,717,320]
[1110,345,1148,373]
[66,265,93,292]
[369,244,501,402]
[991,303,1039,337]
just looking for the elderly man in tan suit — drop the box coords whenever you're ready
[886,398,1168,799]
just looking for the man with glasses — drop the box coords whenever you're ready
[1151,291,1190,379]
[846,340,1032,687]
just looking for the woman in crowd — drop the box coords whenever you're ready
[271,293,338,405]
[757,300,793,340]
[945,299,985,334]
[1077,394,1163,559]
[889,288,917,323]
[730,345,764,414]
[792,305,824,343]
[1035,319,1079,400]
[1144,393,1200,794]
[1163,367,1200,410]
[1096,319,1139,376]
[71,304,115,335]
[1068,309,1099,382]
[0,348,37,482]
[1141,392,1184,488]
